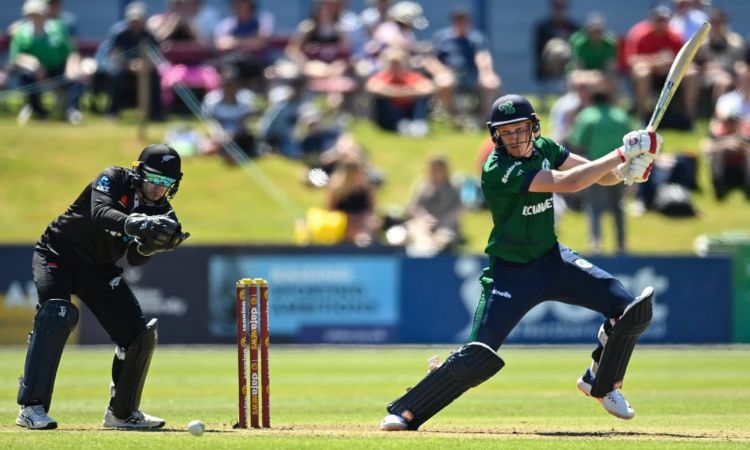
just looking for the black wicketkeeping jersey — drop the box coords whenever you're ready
[36,167,176,271]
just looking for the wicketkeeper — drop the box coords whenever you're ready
[381,94,660,431]
[16,144,189,430]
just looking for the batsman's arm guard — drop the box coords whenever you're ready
[590,287,654,398]
[386,342,504,430]
[110,318,158,418]
[17,300,79,412]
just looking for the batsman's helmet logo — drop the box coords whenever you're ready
[487,95,540,138]
[497,100,515,115]
[486,94,541,147]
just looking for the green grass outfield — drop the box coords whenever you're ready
[1,345,749,449]
[1,116,749,254]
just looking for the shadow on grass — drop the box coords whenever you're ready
[57,427,234,434]
[428,428,726,440]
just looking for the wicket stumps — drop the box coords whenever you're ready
[236,278,270,429]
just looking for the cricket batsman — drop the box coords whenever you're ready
[381,94,660,431]
[15,144,189,430]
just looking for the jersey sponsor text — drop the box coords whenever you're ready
[501,161,523,184]
[522,198,554,216]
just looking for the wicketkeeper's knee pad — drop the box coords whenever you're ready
[387,342,504,430]
[110,318,158,418]
[17,299,79,411]
[591,287,653,397]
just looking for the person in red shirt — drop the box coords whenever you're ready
[624,4,698,127]
[365,46,435,136]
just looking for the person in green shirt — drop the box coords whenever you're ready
[568,13,619,99]
[381,95,660,431]
[8,0,83,123]
[568,12,618,73]
[569,88,633,253]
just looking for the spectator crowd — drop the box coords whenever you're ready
[2,0,749,252]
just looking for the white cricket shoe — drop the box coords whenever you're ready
[16,405,58,430]
[103,406,165,429]
[577,369,635,420]
[380,414,407,431]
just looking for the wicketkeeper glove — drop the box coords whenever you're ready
[135,231,190,256]
[124,213,179,248]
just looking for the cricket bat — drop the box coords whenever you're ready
[647,21,711,132]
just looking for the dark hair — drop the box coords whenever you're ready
[232,0,256,7]
[451,8,470,20]
[709,7,726,24]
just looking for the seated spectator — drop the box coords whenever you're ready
[285,0,351,80]
[258,68,343,160]
[355,0,388,77]
[326,157,380,247]
[704,116,750,201]
[149,0,220,112]
[533,0,579,92]
[201,65,259,161]
[624,4,698,128]
[9,0,84,124]
[106,2,163,120]
[360,0,390,38]
[403,155,463,256]
[257,68,310,159]
[431,8,501,125]
[314,133,382,186]
[332,0,368,61]
[365,1,453,105]
[365,46,434,136]
[698,7,746,112]
[670,0,707,42]
[296,105,345,158]
[47,0,99,113]
[706,63,750,200]
[148,0,201,44]
[189,0,222,46]
[91,3,137,114]
[568,13,617,75]
[214,0,273,86]
[214,0,273,52]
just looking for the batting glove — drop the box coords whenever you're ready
[624,154,655,185]
[617,130,662,162]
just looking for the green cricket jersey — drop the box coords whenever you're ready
[9,19,73,72]
[481,137,570,264]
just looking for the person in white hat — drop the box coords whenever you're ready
[9,0,84,124]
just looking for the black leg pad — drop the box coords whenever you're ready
[17,299,79,412]
[591,288,653,397]
[387,342,504,430]
[110,318,158,418]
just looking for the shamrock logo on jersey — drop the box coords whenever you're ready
[497,101,515,115]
